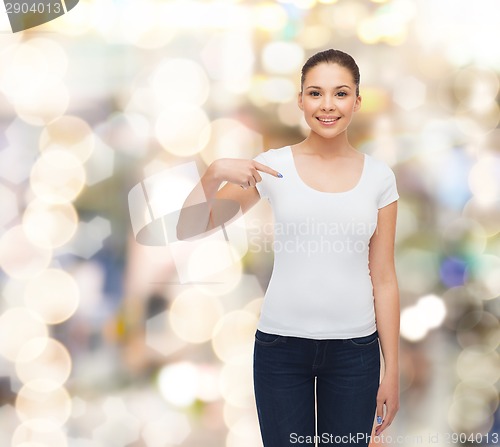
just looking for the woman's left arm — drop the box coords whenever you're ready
[368,200,400,436]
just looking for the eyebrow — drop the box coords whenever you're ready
[306,85,352,90]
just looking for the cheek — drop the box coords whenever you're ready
[302,100,316,113]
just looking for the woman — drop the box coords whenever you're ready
[177,49,400,446]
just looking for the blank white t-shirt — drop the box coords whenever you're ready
[252,145,399,339]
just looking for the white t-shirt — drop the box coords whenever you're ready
[252,145,399,339]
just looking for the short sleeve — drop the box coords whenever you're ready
[377,165,399,209]
[252,152,270,201]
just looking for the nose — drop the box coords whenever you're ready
[321,96,335,111]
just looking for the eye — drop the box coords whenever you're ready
[337,91,347,97]
[309,91,320,97]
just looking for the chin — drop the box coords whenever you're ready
[311,127,344,139]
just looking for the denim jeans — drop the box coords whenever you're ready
[253,329,380,447]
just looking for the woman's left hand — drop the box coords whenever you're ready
[374,372,400,436]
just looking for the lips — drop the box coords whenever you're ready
[316,116,340,125]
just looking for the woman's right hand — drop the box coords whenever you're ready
[211,158,282,189]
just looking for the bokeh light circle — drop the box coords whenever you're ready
[441,217,487,258]
[211,310,257,365]
[468,155,500,206]
[456,346,500,383]
[261,41,304,75]
[417,294,446,329]
[252,3,287,32]
[199,118,264,165]
[455,104,500,138]
[155,103,211,156]
[462,198,500,237]
[24,268,80,325]
[14,83,70,127]
[456,311,500,351]
[157,362,199,407]
[219,362,254,408]
[453,66,500,111]
[168,289,224,343]
[442,286,483,331]
[28,38,68,82]
[226,413,262,447]
[297,25,332,49]
[464,254,500,300]
[453,380,499,417]
[30,150,86,204]
[150,58,210,107]
[49,0,93,35]
[249,76,296,105]
[448,383,495,433]
[16,338,72,390]
[0,225,52,279]
[120,1,176,49]
[16,381,72,426]
[12,419,68,447]
[0,308,48,362]
[0,42,47,102]
[39,115,95,163]
[223,401,251,433]
[400,305,428,342]
[22,200,78,249]
[0,183,18,227]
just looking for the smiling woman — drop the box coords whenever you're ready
[297,55,361,150]
[176,48,400,447]
[250,51,400,447]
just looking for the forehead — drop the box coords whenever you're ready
[304,63,354,87]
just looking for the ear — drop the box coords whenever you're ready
[353,95,362,112]
[298,91,304,111]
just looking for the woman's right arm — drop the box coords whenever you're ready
[176,158,281,240]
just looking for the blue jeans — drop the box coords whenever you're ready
[253,329,380,447]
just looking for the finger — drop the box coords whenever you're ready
[374,403,385,434]
[376,402,384,426]
[375,407,397,436]
[248,174,259,188]
[253,161,282,178]
[375,420,389,436]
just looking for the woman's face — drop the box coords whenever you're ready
[298,62,361,139]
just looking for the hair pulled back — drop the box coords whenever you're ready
[300,49,360,96]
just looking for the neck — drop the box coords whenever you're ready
[300,130,354,158]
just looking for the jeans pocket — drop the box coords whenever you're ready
[347,330,379,346]
[255,329,284,346]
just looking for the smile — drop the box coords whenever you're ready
[316,117,340,126]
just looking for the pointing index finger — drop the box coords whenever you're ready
[253,161,283,178]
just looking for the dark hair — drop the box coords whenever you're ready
[300,49,360,96]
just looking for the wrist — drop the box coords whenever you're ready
[204,161,223,187]
[382,365,399,378]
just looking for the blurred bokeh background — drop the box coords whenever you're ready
[0,0,499,446]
